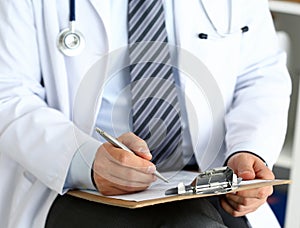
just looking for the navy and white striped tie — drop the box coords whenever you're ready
[128,0,184,170]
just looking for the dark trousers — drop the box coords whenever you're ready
[45,194,249,228]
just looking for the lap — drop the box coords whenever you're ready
[46,194,227,228]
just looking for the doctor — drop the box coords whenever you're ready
[0,0,291,227]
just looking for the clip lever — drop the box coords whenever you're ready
[165,167,240,196]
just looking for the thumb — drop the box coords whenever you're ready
[236,161,256,180]
[228,153,256,180]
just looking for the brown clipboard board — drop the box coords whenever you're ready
[68,179,291,209]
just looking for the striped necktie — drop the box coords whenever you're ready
[128,0,184,170]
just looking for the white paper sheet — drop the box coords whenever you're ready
[84,171,199,202]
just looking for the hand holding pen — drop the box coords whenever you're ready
[96,128,168,183]
[92,128,168,196]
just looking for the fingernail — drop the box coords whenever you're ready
[147,166,156,174]
[139,147,151,155]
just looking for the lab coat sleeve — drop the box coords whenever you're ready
[64,140,100,191]
[224,0,292,167]
[0,1,95,194]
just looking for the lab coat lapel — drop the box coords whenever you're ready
[174,0,227,170]
[72,0,110,134]
[174,0,203,164]
[72,54,109,135]
[40,0,71,117]
[88,0,111,46]
[200,0,231,33]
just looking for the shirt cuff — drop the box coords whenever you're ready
[64,139,101,191]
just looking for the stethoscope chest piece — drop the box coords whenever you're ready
[57,25,85,56]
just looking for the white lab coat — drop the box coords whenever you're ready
[0,0,291,227]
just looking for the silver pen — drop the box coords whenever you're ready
[95,127,169,183]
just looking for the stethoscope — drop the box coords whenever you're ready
[56,0,249,56]
[198,0,249,39]
[57,0,85,56]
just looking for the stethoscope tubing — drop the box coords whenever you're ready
[70,0,75,22]
[199,0,233,37]
[58,0,247,55]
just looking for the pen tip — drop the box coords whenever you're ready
[154,171,169,183]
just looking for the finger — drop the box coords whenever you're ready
[220,197,256,217]
[226,192,268,207]
[93,157,155,195]
[95,155,157,186]
[95,176,150,196]
[118,132,152,160]
[95,174,152,195]
[227,152,275,181]
[93,143,157,194]
[103,142,155,174]
[227,185,273,199]
[222,187,272,217]
[226,196,266,212]
[226,195,258,209]
[253,162,275,180]
[235,159,256,180]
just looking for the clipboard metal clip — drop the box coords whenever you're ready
[165,166,241,195]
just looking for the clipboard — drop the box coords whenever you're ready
[68,167,291,209]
